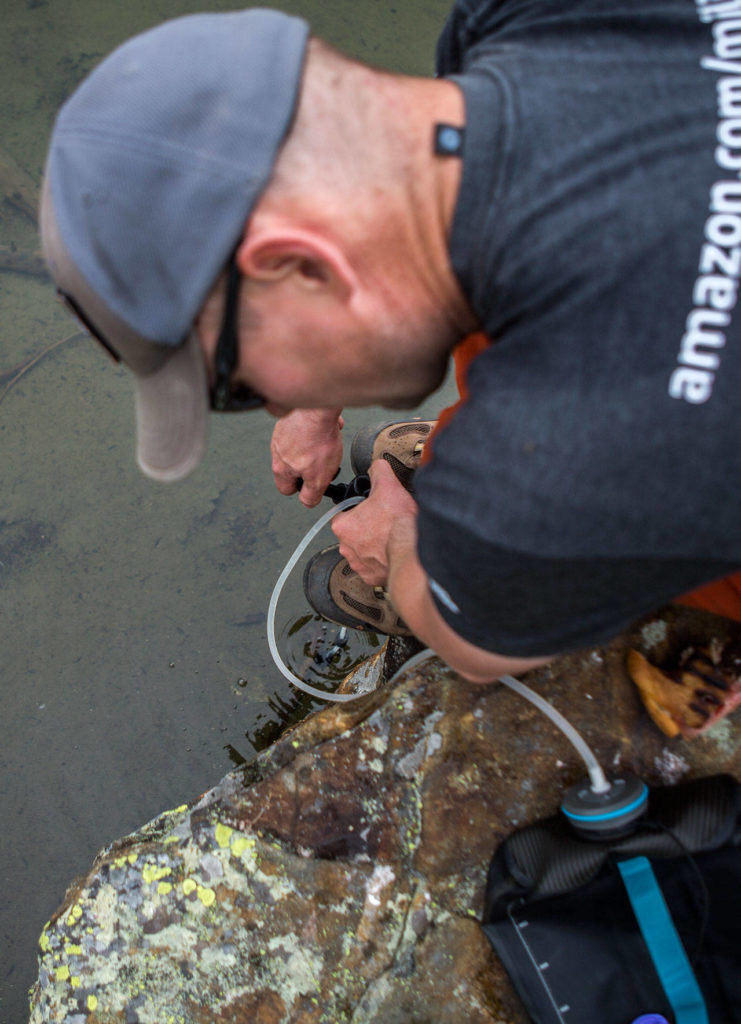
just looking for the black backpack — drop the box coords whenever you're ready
[482,775,741,1024]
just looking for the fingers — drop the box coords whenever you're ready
[334,532,387,585]
[272,459,300,497]
[329,456,419,587]
[270,459,336,508]
[270,408,344,507]
[331,492,386,587]
[298,475,332,509]
[366,458,419,516]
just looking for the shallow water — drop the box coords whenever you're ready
[0,1,455,1019]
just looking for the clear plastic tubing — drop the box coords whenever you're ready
[498,674,610,793]
[389,658,609,793]
[267,496,367,703]
[267,501,610,792]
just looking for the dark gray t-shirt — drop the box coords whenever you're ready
[416,0,741,655]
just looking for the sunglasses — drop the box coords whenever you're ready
[57,250,265,412]
[210,251,265,412]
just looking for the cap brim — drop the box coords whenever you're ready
[133,329,208,482]
[40,176,209,482]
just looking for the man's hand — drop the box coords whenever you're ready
[333,458,552,683]
[271,408,344,508]
[331,459,417,586]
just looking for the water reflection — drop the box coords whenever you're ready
[283,612,383,690]
[225,613,383,762]
[0,1,454,1019]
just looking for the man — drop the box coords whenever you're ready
[42,1,741,686]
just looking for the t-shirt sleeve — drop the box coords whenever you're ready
[416,504,738,657]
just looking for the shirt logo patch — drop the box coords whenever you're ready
[429,578,461,614]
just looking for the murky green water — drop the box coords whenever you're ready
[0,0,455,1019]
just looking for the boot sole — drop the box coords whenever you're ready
[350,419,435,490]
[303,545,412,636]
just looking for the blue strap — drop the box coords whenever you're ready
[618,856,709,1024]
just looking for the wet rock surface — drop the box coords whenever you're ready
[28,608,741,1023]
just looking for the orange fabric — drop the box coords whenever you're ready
[674,572,741,623]
[422,331,490,464]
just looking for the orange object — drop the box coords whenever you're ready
[675,572,741,624]
[423,331,490,463]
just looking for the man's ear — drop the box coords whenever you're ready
[236,225,356,298]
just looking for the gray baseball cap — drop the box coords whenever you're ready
[41,8,309,481]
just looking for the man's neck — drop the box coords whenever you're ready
[267,46,478,348]
[351,69,476,344]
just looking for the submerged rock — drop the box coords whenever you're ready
[0,146,39,223]
[28,608,741,1023]
[0,244,48,279]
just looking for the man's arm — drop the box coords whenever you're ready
[332,460,553,682]
[386,514,552,682]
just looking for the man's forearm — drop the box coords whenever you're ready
[386,516,552,683]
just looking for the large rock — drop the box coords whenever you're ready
[28,608,741,1023]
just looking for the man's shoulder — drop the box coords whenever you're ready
[436,0,699,76]
[436,0,512,76]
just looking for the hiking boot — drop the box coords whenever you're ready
[350,419,436,491]
[303,544,413,636]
